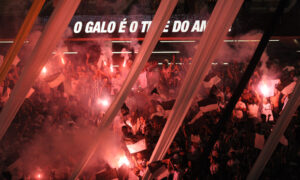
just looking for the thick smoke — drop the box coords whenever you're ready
[217,31,282,78]
[9,124,124,179]
[100,40,113,65]
[2,24,126,178]
[216,31,267,63]
[2,2,287,179]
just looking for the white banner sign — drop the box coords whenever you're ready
[73,20,207,34]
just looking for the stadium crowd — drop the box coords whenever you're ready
[0,47,299,179]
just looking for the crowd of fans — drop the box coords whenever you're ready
[0,47,299,179]
[119,57,300,180]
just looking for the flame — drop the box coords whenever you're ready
[36,173,42,179]
[41,67,47,74]
[104,61,107,66]
[259,82,270,97]
[61,56,65,65]
[97,98,109,107]
[127,121,132,128]
[110,64,114,72]
[123,59,127,67]
[118,155,130,167]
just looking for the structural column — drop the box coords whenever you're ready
[247,80,300,180]
[0,0,45,82]
[143,0,244,179]
[0,0,81,140]
[70,0,179,179]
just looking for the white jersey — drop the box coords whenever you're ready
[262,103,273,121]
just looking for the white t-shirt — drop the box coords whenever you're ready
[282,81,296,95]
[262,103,273,121]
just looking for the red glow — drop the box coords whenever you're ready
[127,121,132,128]
[110,64,114,72]
[41,67,47,74]
[97,98,109,107]
[259,82,270,97]
[123,59,126,67]
[118,155,130,167]
[36,173,42,179]
[61,56,65,65]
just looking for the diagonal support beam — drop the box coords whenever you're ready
[69,0,178,179]
[143,0,244,179]
[0,0,81,140]
[203,0,287,164]
[247,80,300,180]
[101,0,178,128]
[0,0,45,82]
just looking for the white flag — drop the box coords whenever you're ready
[12,56,20,66]
[48,73,65,88]
[154,166,169,180]
[282,81,296,95]
[203,75,221,88]
[126,138,147,154]
[26,88,35,98]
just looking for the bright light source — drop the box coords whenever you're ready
[41,67,47,74]
[112,51,180,54]
[52,51,78,55]
[118,156,130,167]
[104,61,107,66]
[112,41,132,43]
[224,39,279,43]
[237,40,260,42]
[63,51,78,54]
[152,51,180,54]
[0,40,28,44]
[97,98,109,107]
[269,39,280,42]
[61,56,65,65]
[127,121,132,128]
[36,173,42,179]
[259,82,270,97]
[102,100,109,107]
[0,40,14,43]
[160,40,196,43]
[110,64,114,72]
[112,51,132,54]
[123,60,126,67]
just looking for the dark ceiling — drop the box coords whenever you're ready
[0,0,299,65]
[0,0,299,36]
